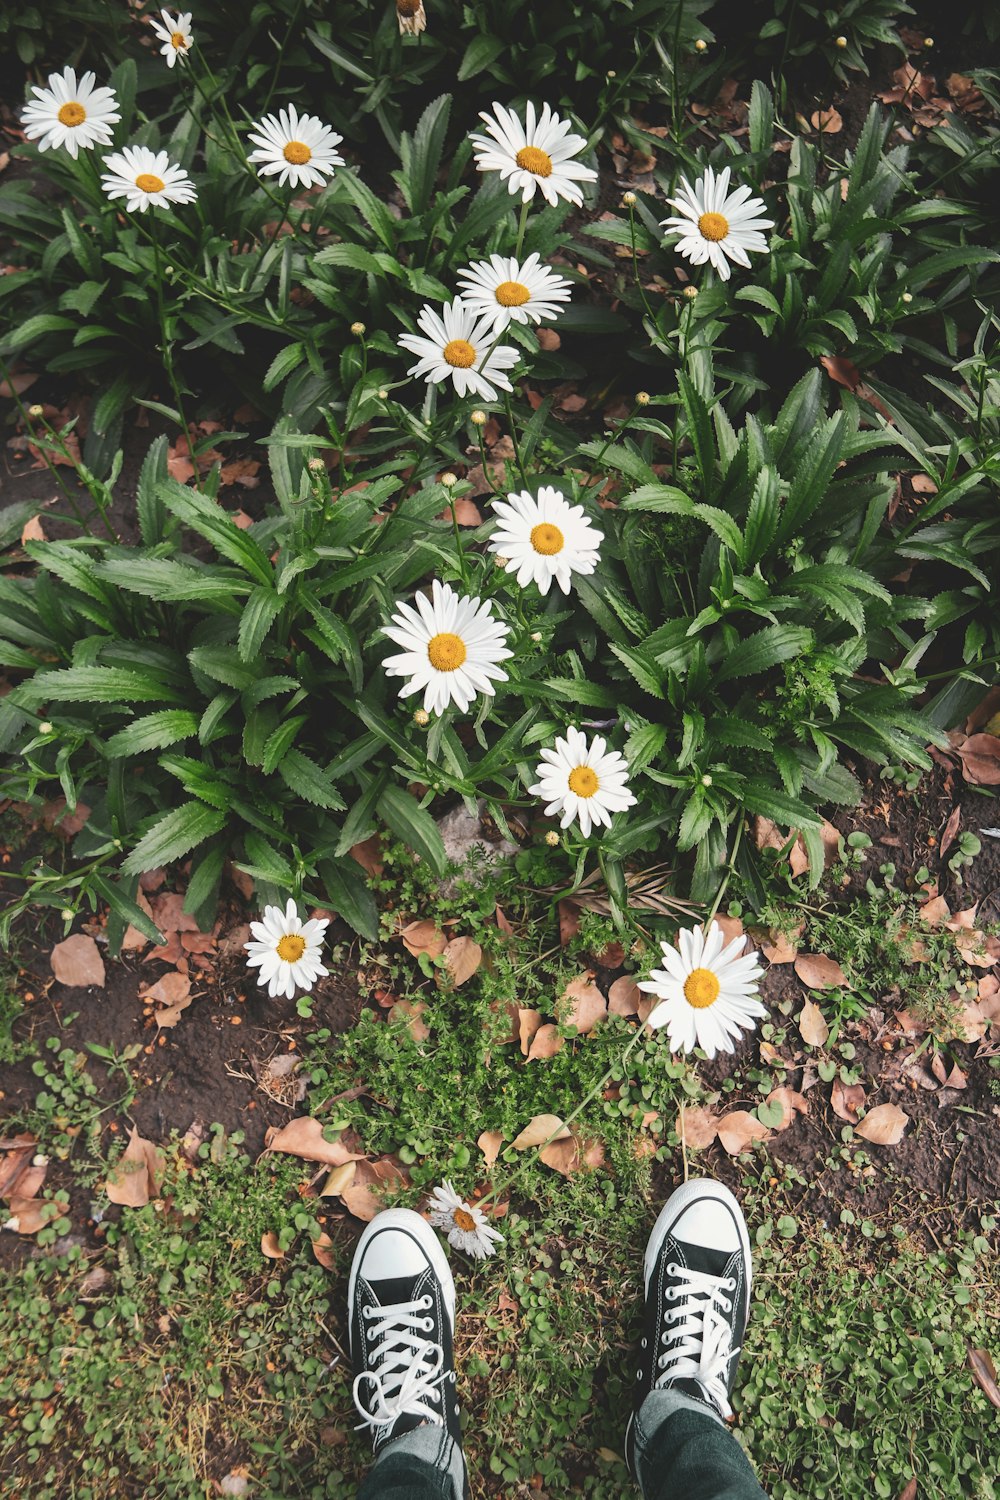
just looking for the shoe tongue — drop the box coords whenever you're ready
[676,1240,731,1280]
[671,1377,722,1412]
[368,1271,428,1309]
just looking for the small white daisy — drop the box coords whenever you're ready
[456,252,573,333]
[530,726,636,838]
[383,578,513,717]
[489,486,602,596]
[149,9,193,67]
[398,297,519,403]
[246,103,345,190]
[427,1181,504,1260]
[470,101,598,208]
[660,165,773,282]
[638,922,766,1058]
[396,0,427,33]
[21,67,120,160]
[244,897,329,1000]
[101,145,197,213]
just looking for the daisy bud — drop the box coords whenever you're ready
[61,909,74,921]
[701,774,713,787]
[545,830,560,847]
[378,388,388,399]
[494,554,510,567]
[606,70,617,79]
[470,409,487,426]
[28,404,44,418]
[32,1154,49,1167]
[622,191,637,207]
[924,37,934,47]
[308,457,325,471]
[683,285,699,299]
[636,391,650,406]
[835,35,848,48]
[413,708,430,727]
[350,321,366,336]
[530,631,542,642]
[695,38,708,51]
[39,721,53,734]
[440,472,458,488]
[901,292,913,303]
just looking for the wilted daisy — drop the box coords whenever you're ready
[21,67,120,159]
[660,165,773,282]
[470,101,598,207]
[398,297,519,403]
[149,9,193,67]
[383,578,512,717]
[244,898,329,1000]
[638,922,766,1058]
[101,145,197,212]
[457,252,573,333]
[428,1181,504,1260]
[530,727,636,838]
[489,486,602,595]
[396,0,427,33]
[246,103,345,190]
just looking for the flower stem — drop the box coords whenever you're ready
[502,391,528,486]
[148,214,194,479]
[704,814,744,928]
[628,201,657,324]
[514,199,530,259]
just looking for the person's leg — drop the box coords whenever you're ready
[626,1179,767,1500]
[349,1209,468,1500]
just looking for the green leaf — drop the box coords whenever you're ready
[162,482,273,585]
[457,34,505,80]
[122,801,226,875]
[400,94,452,216]
[261,715,308,775]
[263,342,306,393]
[136,436,169,546]
[610,643,664,698]
[105,709,199,758]
[96,556,251,607]
[13,665,181,706]
[237,831,294,886]
[91,871,165,950]
[188,645,258,691]
[238,585,283,662]
[749,79,774,155]
[380,785,447,875]
[277,749,346,810]
[739,781,822,829]
[715,625,813,683]
[319,857,378,941]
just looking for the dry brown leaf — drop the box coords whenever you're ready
[528,1023,564,1060]
[539,1133,605,1176]
[856,1103,909,1146]
[895,1481,917,1500]
[265,1117,364,1168]
[50,933,106,989]
[0,1133,37,1198]
[389,998,429,1042]
[560,972,607,1034]
[608,976,641,1016]
[142,972,191,1006]
[3,1196,56,1235]
[953,1003,988,1043]
[766,1087,809,1132]
[557,899,580,946]
[518,1008,542,1055]
[919,895,951,927]
[21,514,46,543]
[399,919,447,958]
[955,931,998,969]
[261,1231,285,1259]
[957,733,1000,785]
[104,1127,164,1208]
[831,1079,866,1123]
[713,915,744,947]
[311,1232,336,1270]
[443,935,482,986]
[967,1347,1000,1410]
[761,930,798,965]
[811,107,843,133]
[717,1112,771,1156]
[798,999,830,1048]
[350,835,384,878]
[121,888,158,951]
[677,1105,719,1150]
[511,1114,570,1150]
[477,1130,504,1166]
[795,954,848,989]
[320,1162,357,1197]
[340,1182,382,1222]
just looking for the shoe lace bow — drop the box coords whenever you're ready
[656,1262,738,1419]
[353,1295,448,1434]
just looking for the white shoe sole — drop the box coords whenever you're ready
[347,1207,456,1344]
[642,1178,753,1323]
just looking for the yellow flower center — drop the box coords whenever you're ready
[516,145,553,178]
[57,101,86,127]
[453,1207,477,1232]
[276,934,306,964]
[530,522,564,555]
[135,173,165,194]
[443,338,476,368]
[495,279,531,307]
[567,765,599,798]
[698,212,729,243]
[427,632,467,671]
[283,140,312,165]
[171,30,188,48]
[683,967,721,1008]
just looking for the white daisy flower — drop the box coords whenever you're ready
[21,67,120,160]
[383,578,513,717]
[470,101,598,208]
[489,486,602,596]
[149,9,193,67]
[660,165,774,282]
[638,922,766,1059]
[530,726,637,838]
[398,297,519,403]
[396,0,427,33]
[427,1180,504,1260]
[246,103,345,191]
[100,145,197,213]
[244,897,329,1000]
[456,252,573,333]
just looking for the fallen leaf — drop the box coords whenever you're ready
[265,1117,364,1167]
[539,1132,605,1176]
[511,1114,570,1150]
[968,1347,1000,1410]
[340,1182,382,1222]
[104,1128,164,1208]
[350,835,384,878]
[831,1079,866,1123]
[766,1087,809,1132]
[121,888,158,951]
[957,733,1000,785]
[399,920,447,958]
[811,107,843,133]
[0,1134,37,1198]
[953,1003,988,1043]
[528,1023,564,1059]
[677,1105,719,1150]
[261,1231,285,1259]
[21,514,45,544]
[311,1232,336,1270]
[794,954,848,989]
[557,899,580,946]
[895,1481,917,1500]
[443,935,482,986]
[320,1162,357,1197]
[50,933,106,988]
[713,915,744,947]
[939,806,962,860]
[389,998,429,1042]
[477,1130,504,1166]
[919,895,951,927]
[761,930,798,964]
[518,1008,542,1055]
[560,972,607,1033]
[798,999,830,1048]
[856,1103,909,1146]
[608,976,641,1016]
[141,972,191,1006]
[717,1112,771,1155]
[3,1196,56,1235]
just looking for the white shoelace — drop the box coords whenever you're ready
[655,1262,739,1419]
[353,1294,449,1435]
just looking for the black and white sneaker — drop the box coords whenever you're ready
[348,1208,466,1484]
[626,1178,752,1475]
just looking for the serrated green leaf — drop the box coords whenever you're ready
[122,801,225,875]
[105,709,199,758]
[277,748,346,810]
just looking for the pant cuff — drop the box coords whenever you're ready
[374,1423,466,1500]
[633,1387,725,1469]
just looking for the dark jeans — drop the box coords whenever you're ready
[356,1407,767,1498]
